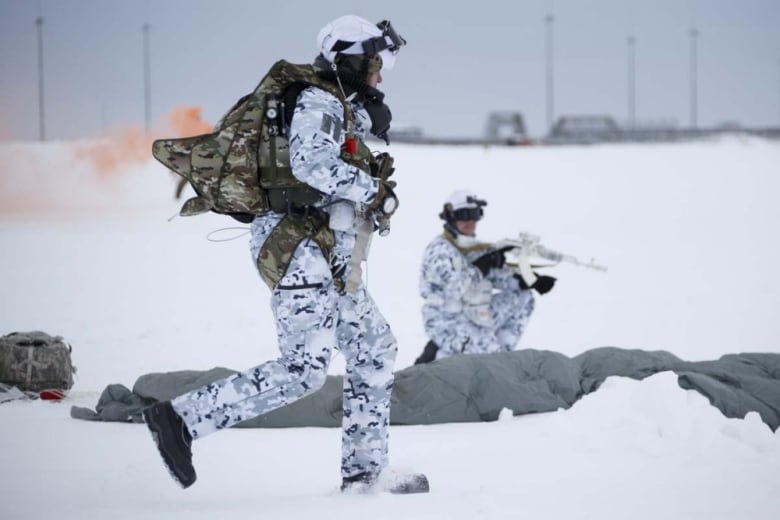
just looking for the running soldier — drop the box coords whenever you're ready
[144,15,427,494]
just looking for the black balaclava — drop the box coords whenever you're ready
[313,54,392,144]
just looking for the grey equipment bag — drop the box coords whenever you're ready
[0,331,75,392]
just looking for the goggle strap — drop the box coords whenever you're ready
[331,40,356,52]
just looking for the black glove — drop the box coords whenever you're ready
[471,246,512,276]
[533,275,556,294]
[370,152,395,180]
[515,273,557,294]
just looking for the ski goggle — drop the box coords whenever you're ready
[362,20,406,56]
[451,206,484,222]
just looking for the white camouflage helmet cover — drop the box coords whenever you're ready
[317,14,398,70]
[445,190,482,211]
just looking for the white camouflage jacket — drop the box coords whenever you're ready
[419,233,534,358]
[250,85,382,292]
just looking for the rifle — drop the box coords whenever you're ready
[496,232,607,283]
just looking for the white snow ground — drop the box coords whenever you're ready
[1,136,779,519]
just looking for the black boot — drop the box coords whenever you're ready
[341,471,430,494]
[142,401,196,488]
[414,340,439,365]
[340,472,375,493]
[385,473,430,494]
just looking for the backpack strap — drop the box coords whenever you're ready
[256,209,336,290]
[258,62,358,214]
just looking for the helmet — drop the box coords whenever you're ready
[317,15,406,70]
[440,190,487,223]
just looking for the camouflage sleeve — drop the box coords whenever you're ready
[419,237,482,303]
[288,87,380,205]
[485,264,521,292]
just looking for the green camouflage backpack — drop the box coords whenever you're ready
[152,60,356,218]
[0,331,75,392]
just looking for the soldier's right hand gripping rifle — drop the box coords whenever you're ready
[367,151,398,236]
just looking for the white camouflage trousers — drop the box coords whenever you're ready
[172,215,397,479]
[423,269,536,359]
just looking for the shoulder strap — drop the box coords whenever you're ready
[441,231,493,254]
[268,60,355,132]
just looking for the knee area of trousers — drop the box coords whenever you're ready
[302,364,328,391]
[276,354,329,392]
[353,341,398,371]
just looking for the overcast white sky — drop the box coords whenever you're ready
[1,0,779,140]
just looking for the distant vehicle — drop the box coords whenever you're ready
[485,111,532,145]
[544,115,623,145]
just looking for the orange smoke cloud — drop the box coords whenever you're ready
[74,127,149,176]
[169,106,213,137]
[74,106,212,176]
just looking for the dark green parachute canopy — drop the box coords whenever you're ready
[152,60,354,217]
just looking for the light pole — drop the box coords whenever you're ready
[36,15,45,141]
[100,104,107,135]
[545,14,555,134]
[143,22,151,135]
[627,35,636,129]
[689,28,698,129]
